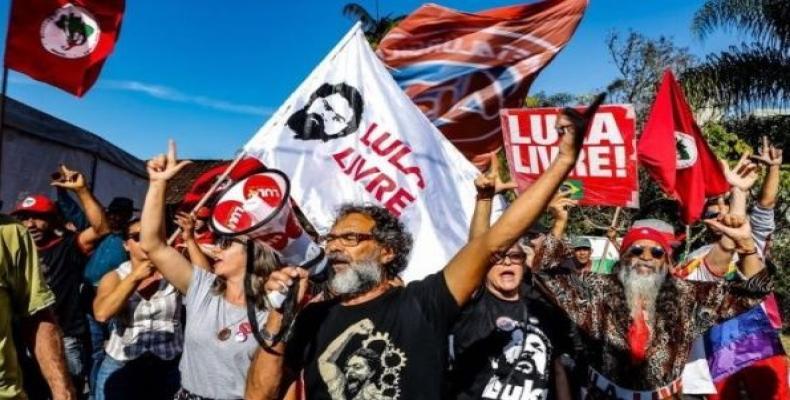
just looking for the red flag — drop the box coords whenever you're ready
[180,157,267,211]
[639,70,729,224]
[4,0,125,97]
[377,0,587,165]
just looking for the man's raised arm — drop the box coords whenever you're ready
[51,164,110,253]
[443,94,605,306]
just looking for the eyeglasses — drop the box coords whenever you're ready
[555,124,575,135]
[216,236,247,250]
[126,232,141,242]
[628,245,666,259]
[319,232,375,247]
[490,251,527,265]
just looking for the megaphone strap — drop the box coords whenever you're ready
[244,240,299,352]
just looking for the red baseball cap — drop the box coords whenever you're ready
[11,195,58,216]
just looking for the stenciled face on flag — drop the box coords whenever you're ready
[243,25,493,282]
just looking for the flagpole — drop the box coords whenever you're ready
[166,150,248,245]
[0,67,8,200]
[598,206,621,269]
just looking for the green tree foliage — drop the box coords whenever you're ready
[682,0,790,113]
[605,30,696,124]
[342,3,405,47]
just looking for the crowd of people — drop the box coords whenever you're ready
[0,103,785,400]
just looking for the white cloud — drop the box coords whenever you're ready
[101,79,273,116]
[7,75,272,116]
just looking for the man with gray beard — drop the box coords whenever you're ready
[246,95,608,400]
[533,218,772,399]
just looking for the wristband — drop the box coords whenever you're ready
[737,248,758,257]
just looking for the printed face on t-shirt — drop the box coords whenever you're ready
[515,332,548,379]
[481,324,553,399]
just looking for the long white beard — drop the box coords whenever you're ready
[330,259,383,297]
[618,259,667,323]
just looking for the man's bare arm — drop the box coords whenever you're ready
[245,267,308,400]
[705,154,758,275]
[51,165,110,252]
[21,309,75,400]
[752,135,783,209]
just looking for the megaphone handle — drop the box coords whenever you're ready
[267,290,288,310]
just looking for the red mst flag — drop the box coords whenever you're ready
[639,70,729,224]
[4,0,125,97]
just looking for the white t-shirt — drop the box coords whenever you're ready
[179,268,268,399]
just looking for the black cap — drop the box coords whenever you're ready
[527,221,549,235]
[107,197,135,213]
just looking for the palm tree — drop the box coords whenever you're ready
[342,2,405,47]
[683,0,789,113]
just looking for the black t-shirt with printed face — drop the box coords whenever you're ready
[286,272,459,400]
[38,232,88,337]
[447,284,569,400]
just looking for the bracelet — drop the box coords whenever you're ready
[476,195,494,201]
[737,248,758,257]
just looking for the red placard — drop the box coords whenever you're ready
[501,105,639,208]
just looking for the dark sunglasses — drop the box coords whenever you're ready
[628,245,666,259]
[126,232,141,242]
[216,236,247,250]
[490,251,527,265]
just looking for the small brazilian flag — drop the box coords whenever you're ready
[561,179,584,200]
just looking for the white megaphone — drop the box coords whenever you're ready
[209,169,327,308]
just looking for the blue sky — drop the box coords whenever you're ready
[1,0,737,161]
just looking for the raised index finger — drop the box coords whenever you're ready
[167,139,177,164]
[489,152,500,177]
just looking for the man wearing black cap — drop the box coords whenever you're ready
[13,165,110,396]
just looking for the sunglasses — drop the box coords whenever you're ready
[628,245,666,259]
[490,251,527,265]
[216,236,247,250]
[126,232,141,242]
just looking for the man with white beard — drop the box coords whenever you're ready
[533,219,771,399]
[245,95,608,400]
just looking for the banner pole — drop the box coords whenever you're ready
[683,224,692,260]
[166,150,248,245]
[598,206,621,270]
[0,68,8,201]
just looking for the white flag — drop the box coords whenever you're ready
[244,24,496,282]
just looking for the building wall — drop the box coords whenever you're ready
[1,127,147,212]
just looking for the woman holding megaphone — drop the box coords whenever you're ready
[140,140,277,400]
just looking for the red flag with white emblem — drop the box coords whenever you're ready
[4,0,125,97]
[638,70,729,224]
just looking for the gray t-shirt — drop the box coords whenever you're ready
[179,267,267,399]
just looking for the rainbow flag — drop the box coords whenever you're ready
[705,298,785,381]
